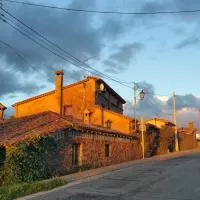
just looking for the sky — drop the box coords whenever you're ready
[1,0,200,127]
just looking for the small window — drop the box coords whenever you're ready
[72,143,81,166]
[105,120,112,129]
[105,144,110,157]
[64,105,73,116]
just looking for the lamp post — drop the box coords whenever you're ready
[139,90,145,159]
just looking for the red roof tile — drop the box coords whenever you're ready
[0,111,137,146]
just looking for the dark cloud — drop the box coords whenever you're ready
[1,0,200,100]
[176,37,200,49]
[0,0,103,96]
[124,81,163,118]
[102,43,143,74]
[99,17,127,40]
[109,43,144,64]
[124,81,200,126]
[103,60,122,74]
[0,65,45,96]
[167,94,200,110]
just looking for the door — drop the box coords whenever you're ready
[72,143,80,166]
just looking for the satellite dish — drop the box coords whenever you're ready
[100,83,105,92]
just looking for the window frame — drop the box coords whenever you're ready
[105,144,110,158]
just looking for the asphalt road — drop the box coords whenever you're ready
[26,152,200,200]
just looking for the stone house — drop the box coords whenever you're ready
[178,122,197,151]
[145,118,176,156]
[0,112,142,172]
[12,71,136,135]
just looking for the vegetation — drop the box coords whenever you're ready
[0,136,68,200]
[1,136,59,185]
[0,178,67,200]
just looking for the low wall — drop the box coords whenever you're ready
[58,130,142,173]
[179,132,197,151]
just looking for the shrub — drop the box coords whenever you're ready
[3,136,59,185]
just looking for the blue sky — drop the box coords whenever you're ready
[1,0,200,125]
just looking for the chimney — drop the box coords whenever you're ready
[55,70,64,115]
[0,103,7,120]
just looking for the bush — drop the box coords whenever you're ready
[0,168,6,186]
[3,136,59,185]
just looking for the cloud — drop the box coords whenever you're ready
[0,60,45,96]
[1,0,200,107]
[109,43,144,64]
[176,37,200,49]
[103,43,144,74]
[167,94,200,110]
[124,81,200,127]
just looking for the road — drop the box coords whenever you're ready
[26,152,200,200]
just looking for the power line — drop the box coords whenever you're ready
[3,0,200,15]
[0,7,133,88]
[0,16,100,75]
[0,39,26,60]
[0,11,132,88]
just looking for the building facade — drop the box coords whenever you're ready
[145,118,176,155]
[12,71,136,135]
[178,122,197,151]
[0,111,142,172]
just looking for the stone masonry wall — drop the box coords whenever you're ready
[58,131,142,173]
[179,132,197,151]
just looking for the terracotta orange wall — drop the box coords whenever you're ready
[62,78,96,120]
[13,92,56,118]
[13,77,132,135]
[13,78,96,119]
[91,106,133,135]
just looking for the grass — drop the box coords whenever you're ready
[0,178,67,200]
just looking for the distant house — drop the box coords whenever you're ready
[0,111,141,172]
[0,103,7,120]
[12,71,136,135]
[178,122,197,151]
[145,118,176,155]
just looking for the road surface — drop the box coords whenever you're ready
[25,152,200,200]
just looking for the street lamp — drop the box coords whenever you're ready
[139,89,145,159]
[140,90,145,100]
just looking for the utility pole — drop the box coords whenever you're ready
[133,82,137,133]
[141,116,145,159]
[198,109,200,132]
[173,92,179,152]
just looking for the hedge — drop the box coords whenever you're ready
[1,136,60,185]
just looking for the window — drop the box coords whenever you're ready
[72,143,81,166]
[64,105,72,116]
[105,144,110,157]
[0,146,6,166]
[105,120,112,129]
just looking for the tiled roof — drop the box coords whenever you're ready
[146,118,175,127]
[0,103,7,110]
[178,127,196,135]
[0,111,72,145]
[0,111,137,146]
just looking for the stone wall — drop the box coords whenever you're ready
[58,130,142,173]
[179,132,197,151]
